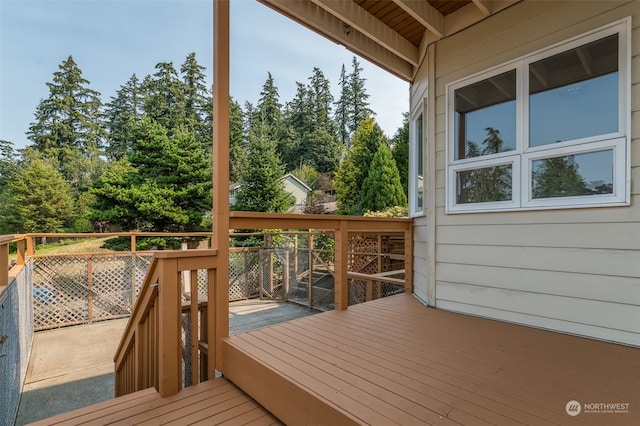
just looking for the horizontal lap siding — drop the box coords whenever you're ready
[419,0,640,346]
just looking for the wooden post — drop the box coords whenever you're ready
[87,258,94,323]
[26,236,35,257]
[0,242,7,287]
[404,225,413,294]
[334,220,349,310]
[156,258,182,397]
[16,239,26,266]
[131,233,136,252]
[212,0,230,374]
[308,233,314,308]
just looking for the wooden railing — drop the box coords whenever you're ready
[113,249,222,397]
[0,234,27,289]
[113,212,412,397]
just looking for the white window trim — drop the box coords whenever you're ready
[445,18,631,214]
[409,101,426,217]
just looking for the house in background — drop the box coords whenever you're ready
[229,173,312,212]
[261,0,639,346]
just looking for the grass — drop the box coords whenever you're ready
[34,238,114,255]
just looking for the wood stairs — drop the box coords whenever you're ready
[28,377,282,426]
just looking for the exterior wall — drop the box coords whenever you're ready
[412,0,640,346]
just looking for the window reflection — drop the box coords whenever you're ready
[456,164,512,204]
[532,150,613,199]
[454,70,516,160]
[529,34,618,147]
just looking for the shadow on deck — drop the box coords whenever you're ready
[25,294,640,425]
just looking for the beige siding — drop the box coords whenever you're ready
[412,0,640,346]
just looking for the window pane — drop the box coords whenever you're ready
[454,70,516,160]
[456,165,512,204]
[529,34,618,147]
[532,150,613,199]
[416,114,423,209]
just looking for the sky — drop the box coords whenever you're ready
[0,0,410,151]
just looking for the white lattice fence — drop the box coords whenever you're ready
[32,253,153,330]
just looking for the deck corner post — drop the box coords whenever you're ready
[334,219,349,310]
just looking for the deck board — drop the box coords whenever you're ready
[223,293,640,426]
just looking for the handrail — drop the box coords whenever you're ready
[1,234,27,288]
[114,249,220,397]
[229,212,413,310]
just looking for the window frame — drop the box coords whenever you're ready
[409,102,425,217]
[445,19,631,214]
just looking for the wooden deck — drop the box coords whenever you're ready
[223,293,640,425]
[28,377,282,426]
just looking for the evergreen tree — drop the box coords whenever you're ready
[391,113,409,196]
[1,158,74,233]
[255,72,282,138]
[104,74,142,160]
[141,62,187,132]
[347,57,373,140]
[229,98,248,183]
[280,82,309,171]
[361,143,407,212]
[27,55,106,193]
[90,118,211,232]
[334,115,385,214]
[180,52,212,153]
[0,140,17,192]
[334,64,350,147]
[233,121,294,213]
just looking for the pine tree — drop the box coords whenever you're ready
[347,57,373,139]
[229,98,248,183]
[334,115,385,214]
[361,143,407,212]
[180,52,212,153]
[104,74,142,160]
[334,64,350,147]
[391,113,409,196]
[255,72,282,137]
[27,55,106,193]
[141,62,187,132]
[90,118,211,232]
[2,158,74,233]
[233,121,294,213]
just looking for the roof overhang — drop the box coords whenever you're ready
[258,0,521,82]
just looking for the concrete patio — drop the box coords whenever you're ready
[15,300,317,425]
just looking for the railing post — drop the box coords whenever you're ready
[0,242,7,287]
[87,258,93,323]
[334,220,349,310]
[404,225,413,294]
[309,233,314,308]
[26,236,35,257]
[131,233,136,252]
[156,258,182,397]
[16,238,25,266]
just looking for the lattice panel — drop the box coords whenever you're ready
[33,256,89,329]
[228,250,260,300]
[33,254,153,330]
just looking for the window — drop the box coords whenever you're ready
[446,20,630,213]
[410,109,424,216]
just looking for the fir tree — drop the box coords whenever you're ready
[229,98,248,183]
[180,52,212,153]
[361,143,407,212]
[233,121,294,213]
[391,113,409,196]
[104,74,142,160]
[1,158,74,233]
[334,64,350,147]
[347,57,374,139]
[27,55,106,192]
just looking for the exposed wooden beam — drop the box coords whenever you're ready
[259,0,413,81]
[472,0,491,17]
[392,0,444,38]
[310,0,419,66]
